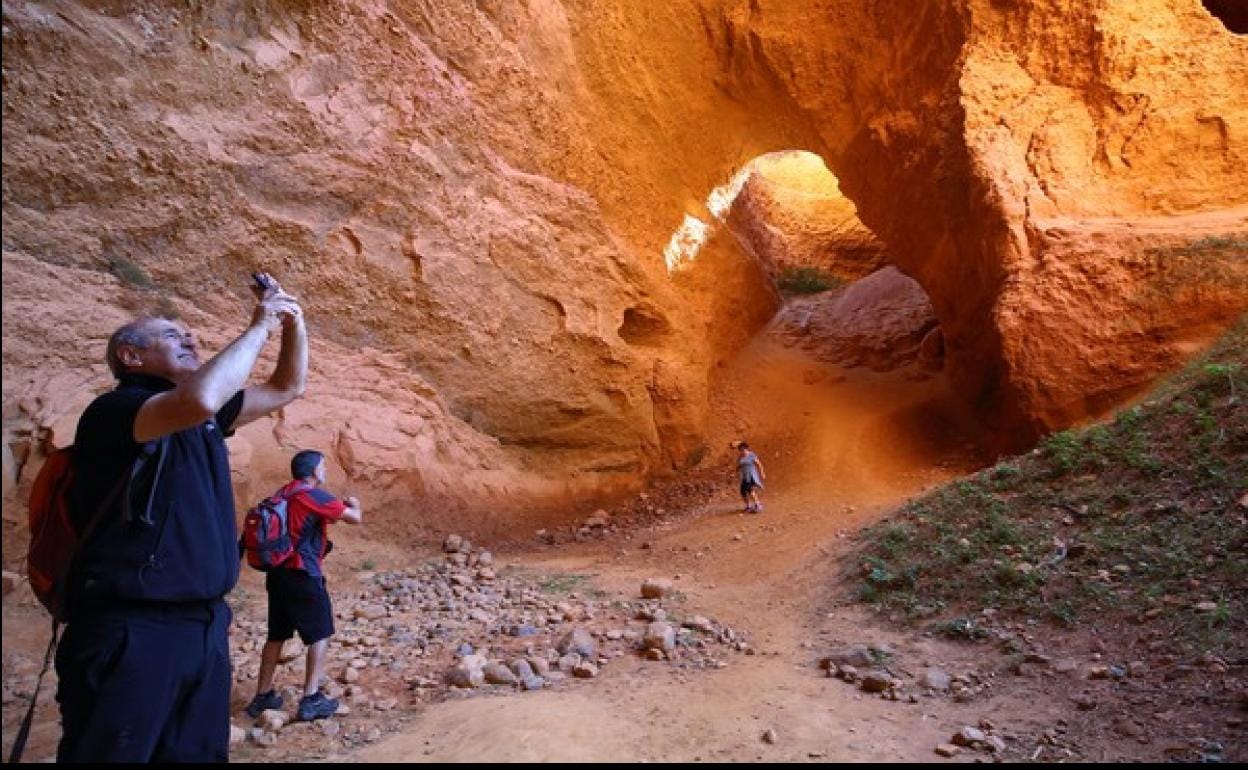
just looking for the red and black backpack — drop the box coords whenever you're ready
[240,488,300,571]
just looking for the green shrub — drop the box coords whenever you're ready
[777,266,844,295]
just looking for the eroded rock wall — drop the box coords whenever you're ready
[4,0,1246,530]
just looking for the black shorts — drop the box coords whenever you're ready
[740,479,760,497]
[265,569,335,645]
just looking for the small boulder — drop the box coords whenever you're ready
[644,622,676,652]
[950,726,986,747]
[484,662,518,686]
[557,628,597,658]
[860,670,893,693]
[641,578,674,599]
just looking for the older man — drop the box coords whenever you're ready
[56,273,307,762]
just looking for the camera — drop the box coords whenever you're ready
[251,272,277,293]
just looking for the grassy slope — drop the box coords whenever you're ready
[855,317,1247,656]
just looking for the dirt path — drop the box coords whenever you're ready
[349,335,1070,762]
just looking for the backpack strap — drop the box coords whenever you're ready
[52,436,169,619]
[121,437,169,526]
[7,620,58,764]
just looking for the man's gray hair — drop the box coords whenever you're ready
[106,317,162,379]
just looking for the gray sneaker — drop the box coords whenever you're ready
[296,691,339,721]
[245,690,283,719]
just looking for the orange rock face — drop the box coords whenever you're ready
[726,152,891,282]
[3,0,1246,524]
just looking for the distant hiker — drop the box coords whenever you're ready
[245,450,363,723]
[734,441,766,513]
[55,273,306,762]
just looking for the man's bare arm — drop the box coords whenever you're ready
[234,310,308,429]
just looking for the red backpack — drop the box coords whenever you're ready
[241,489,300,571]
[26,447,78,618]
[25,440,167,620]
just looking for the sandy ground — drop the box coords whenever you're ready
[344,335,1071,763]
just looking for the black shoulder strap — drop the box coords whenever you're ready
[53,436,169,618]
[7,621,58,764]
[122,437,170,526]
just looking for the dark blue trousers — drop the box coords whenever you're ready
[54,599,232,763]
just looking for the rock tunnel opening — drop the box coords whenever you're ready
[722,151,949,376]
[670,150,992,498]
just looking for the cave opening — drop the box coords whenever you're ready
[677,150,992,504]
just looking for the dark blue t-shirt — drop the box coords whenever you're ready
[70,374,244,606]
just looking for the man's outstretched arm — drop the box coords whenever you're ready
[235,304,308,429]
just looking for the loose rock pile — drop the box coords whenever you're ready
[227,537,749,756]
[536,477,724,545]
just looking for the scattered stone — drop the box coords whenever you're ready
[248,727,277,747]
[446,666,485,688]
[528,657,552,677]
[572,661,599,679]
[484,662,519,686]
[950,726,986,747]
[860,670,893,693]
[353,605,387,621]
[443,534,463,553]
[641,578,674,599]
[257,709,288,732]
[985,735,1006,753]
[557,628,597,658]
[919,668,951,691]
[522,675,545,691]
[229,725,246,745]
[1193,601,1219,613]
[762,728,778,744]
[683,616,714,633]
[821,645,874,669]
[446,655,488,688]
[644,622,676,652]
[934,743,960,757]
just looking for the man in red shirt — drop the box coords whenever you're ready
[245,450,363,721]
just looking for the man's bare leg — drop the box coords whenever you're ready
[304,639,330,697]
[255,640,284,697]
